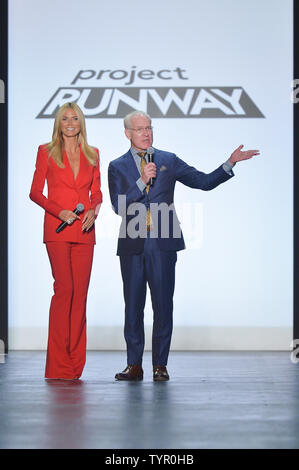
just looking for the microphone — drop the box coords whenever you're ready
[56,203,85,233]
[147,147,155,186]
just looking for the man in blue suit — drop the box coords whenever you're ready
[108,111,259,381]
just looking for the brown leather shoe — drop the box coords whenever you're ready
[153,366,169,381]
[115,365,143,381]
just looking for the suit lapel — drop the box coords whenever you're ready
[124,150,141,182]
[122,148,164,195]
[61,151,76,187]
[63,147,83,187]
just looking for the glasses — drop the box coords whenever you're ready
[128,126,153,135]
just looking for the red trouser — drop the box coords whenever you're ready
[45,242,94,379]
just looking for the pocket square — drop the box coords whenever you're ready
[160,165,167,172]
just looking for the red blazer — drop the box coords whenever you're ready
[30,144,103,244]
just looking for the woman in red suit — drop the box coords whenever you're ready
[30,102,102,379]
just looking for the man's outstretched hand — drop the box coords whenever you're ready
[229,145,260,164]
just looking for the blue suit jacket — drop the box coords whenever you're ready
[108,148,234,255]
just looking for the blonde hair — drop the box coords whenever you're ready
[47,102,97,167]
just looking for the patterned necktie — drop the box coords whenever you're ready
[138,152,152,231]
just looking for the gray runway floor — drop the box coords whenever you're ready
[0,350,299,449]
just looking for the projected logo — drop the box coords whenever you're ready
[36,67,264,119]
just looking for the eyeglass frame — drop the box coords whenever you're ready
[128,126,153,135]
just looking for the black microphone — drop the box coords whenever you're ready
[147,146,155,186]
[56,203,85,233]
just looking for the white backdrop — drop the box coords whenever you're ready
[8,0,293,350]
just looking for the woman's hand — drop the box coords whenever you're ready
[82,209,96,232]
[58,209,81,225]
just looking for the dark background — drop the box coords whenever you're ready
[0,0,8,353]
[294,0,298,342]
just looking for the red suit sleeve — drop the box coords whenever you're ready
[29,145,64,218]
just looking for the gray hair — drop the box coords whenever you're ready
[124,110,152,129]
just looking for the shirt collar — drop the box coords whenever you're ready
[130,146,146,158]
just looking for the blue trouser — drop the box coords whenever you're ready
[120,237,177,366]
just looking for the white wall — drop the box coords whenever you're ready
[8,0,293,350]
